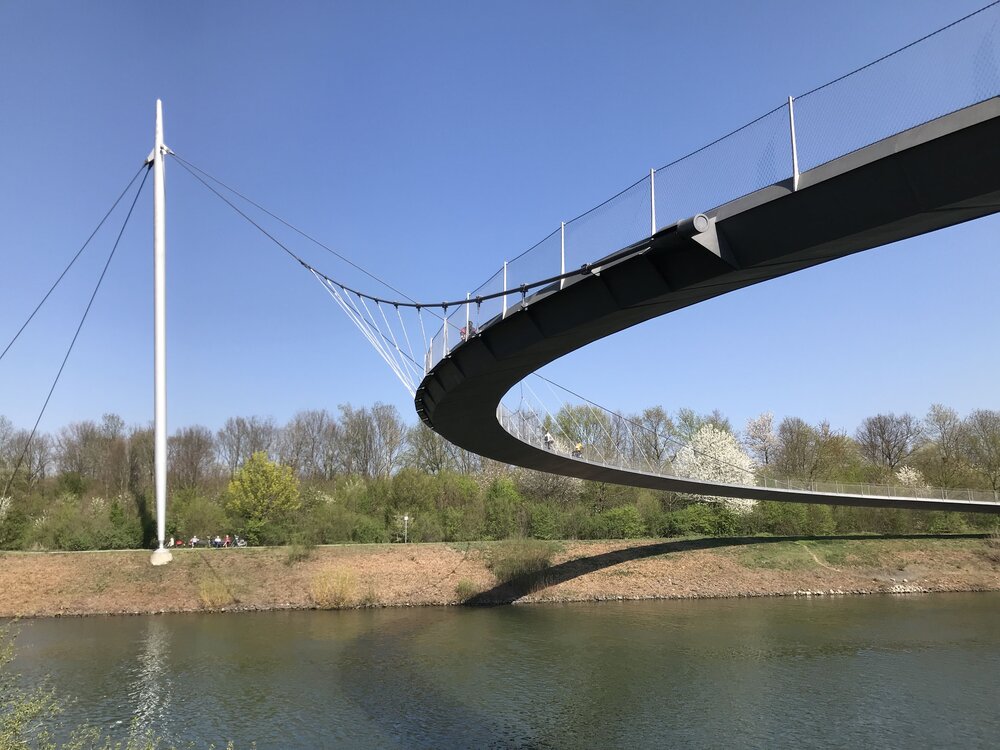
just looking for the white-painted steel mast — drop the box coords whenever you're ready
[149,100,172,566]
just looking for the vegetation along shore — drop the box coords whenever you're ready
[3,402,1000,619]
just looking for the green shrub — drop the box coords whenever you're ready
[411,514,445,543]
[26,494,143,551]
[171,492,228,541]
[0,504,28,549]
[351,515,387,544]
[924,511,970,534]
[442,505,483,541]
[528,503,559,540]
[483,478,523,540]
[598,505,647,539]
[636,492,666,537]
[559,506,591,540]
[664,503,741,537]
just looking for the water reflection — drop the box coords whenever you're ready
[128,617,172,739]
[8,594,1000,749]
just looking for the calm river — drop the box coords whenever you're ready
[8,593,1000,748]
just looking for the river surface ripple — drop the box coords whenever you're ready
[8,593,1000,748]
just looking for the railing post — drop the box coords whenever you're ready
[443,307,448,354]
[650,168,656,235]
[788,96,800,191]
[465,292,470,337]
[502,261,508,318]
[559,222,566,290]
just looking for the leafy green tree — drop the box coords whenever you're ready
[226,452,300,542]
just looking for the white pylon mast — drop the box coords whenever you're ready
[150,100,172,566]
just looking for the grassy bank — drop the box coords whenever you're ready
[1,535,998,617]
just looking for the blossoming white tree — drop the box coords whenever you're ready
[674,423,757,513]
[894,466,926,488]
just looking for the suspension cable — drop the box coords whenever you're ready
[0,164,147,365]
[169,152,420,304]
[2,166,150,498]
[170,153,635,313]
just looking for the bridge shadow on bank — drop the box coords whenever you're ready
[461,533,989,606]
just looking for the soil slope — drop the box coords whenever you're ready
[1,536,998,618]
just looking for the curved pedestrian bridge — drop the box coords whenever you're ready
[415,97,1000,514]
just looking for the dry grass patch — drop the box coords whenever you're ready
[485,539,560,582]
[310,568,356,608]
[198,578,233,608]
[455,578,480,600]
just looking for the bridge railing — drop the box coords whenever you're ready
[496,402,1000,507]
[427,3,1000,373]
[757,476,1000,504]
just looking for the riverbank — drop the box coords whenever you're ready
[2,535,998,617]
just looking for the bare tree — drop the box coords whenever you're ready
[774,417,820,479]
[855,413,923,473]
[405,423,452,474]
[279,409,334,479]
[775,417,858,482]
[336,403,405,478]
[632,406,677,466]
[4,429,52,489]
[553,404,612,457]
[216,416,278,476]
[169,426,217,490]
[127,425,155,495]
[337,404,375,477]
[917,404,968,488]
[97,413,129,496]
[370,402,405,477]
[961,409,1000,492]
[56,420,103,478]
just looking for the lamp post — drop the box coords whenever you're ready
[403,514,410,544]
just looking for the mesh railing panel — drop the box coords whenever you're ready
[655,104,791,228]
[471,268,505,331]
[505,228,561,298]
[563,176,652,273]
[795,3,1000,171]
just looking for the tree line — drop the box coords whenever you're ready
[0,402,997,551]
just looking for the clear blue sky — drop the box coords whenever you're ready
[1,0,997,437]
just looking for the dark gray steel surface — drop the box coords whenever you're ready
[416,99,1000,514]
